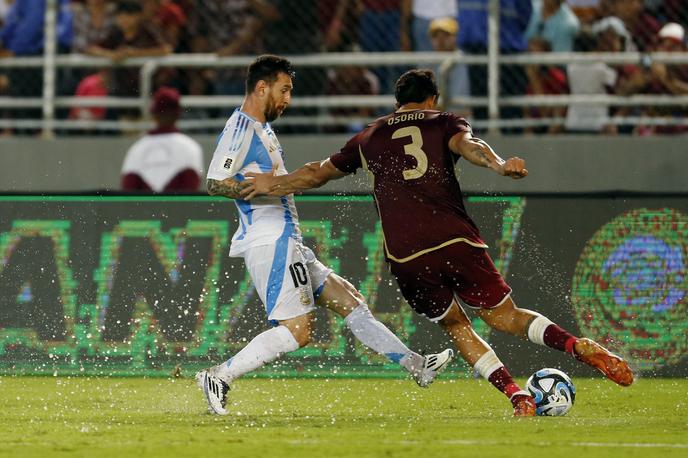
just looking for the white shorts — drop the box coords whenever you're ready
[242,238,333,322]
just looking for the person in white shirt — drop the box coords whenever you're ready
[121,87,203,191]
[196,55,453,415]
[565,17,626,133]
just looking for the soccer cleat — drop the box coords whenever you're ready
[413,349,455,388]
[512,394,537,417]
[573,338,634,387]
[196,369,230,415]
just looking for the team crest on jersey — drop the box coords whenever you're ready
[299,287,311,305]
[223,157,233,170]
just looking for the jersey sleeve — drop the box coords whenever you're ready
[207,118,252,181]
[329,133,364,174]
[443,112,473,145]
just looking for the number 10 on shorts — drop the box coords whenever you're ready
[289,262,308,288]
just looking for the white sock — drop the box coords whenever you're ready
[473,349,503,380]
[215,325,299,383]
[344,304,423,373]
[526,315,554,346]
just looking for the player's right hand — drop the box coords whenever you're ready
[241,164,280,200]
[502,157,528,179]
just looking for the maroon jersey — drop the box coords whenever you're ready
[329,110,487,263]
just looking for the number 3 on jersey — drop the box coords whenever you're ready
[392,126,428,180]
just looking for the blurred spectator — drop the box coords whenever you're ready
[87,1,170,99]
[264,0,325,96]
[0,0,72,56]
[457,0,532,130]
[0,0,72,132]
[663,0,688,29]
[525,0,580,52]
[401,0,458,52]
[68,70,109,121]
[121,87,203,192]
[607,0,660,51]
[618,23,688,135]
[524,37,568,134]
[322,0,360,52]
[0,0,14,28]
[427,17,471,119]
[71,0,116,54]
[142,0,187,52]
[140,0,189,92]
[188,0,273,96]
[565,19,625,134]
[325,46,380,133]
[326,0,406,94]
[567,0,599,24]
[357,0,405,53]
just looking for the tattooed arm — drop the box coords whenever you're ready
[448,131,528,179]
[206,177,249,199]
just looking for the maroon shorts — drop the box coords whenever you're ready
[389,242,512,321]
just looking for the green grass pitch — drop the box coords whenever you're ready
[0,377,686,458]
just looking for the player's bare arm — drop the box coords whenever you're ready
[206,178,248,199]
[449,132,528,179]
[240,159,346,200]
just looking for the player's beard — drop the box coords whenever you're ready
[264,97,284,123]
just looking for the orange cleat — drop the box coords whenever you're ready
[512,394,537,417]
[573,338,634,386]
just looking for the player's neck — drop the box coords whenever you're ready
[240,96,265,123]
[396,103,429,113]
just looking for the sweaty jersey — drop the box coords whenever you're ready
[207,109,301,257]
[329,109,487,263]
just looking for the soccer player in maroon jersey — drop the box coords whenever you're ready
[241,69,634,416]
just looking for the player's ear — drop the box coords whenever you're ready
[255,80,268,97]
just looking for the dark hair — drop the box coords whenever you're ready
[115,1,143,14]
[573,29,597,52]
[394,69,439,106]
[245,55,295,94]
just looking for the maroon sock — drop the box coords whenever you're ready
[543,324,578,354]
[487,366,522,401]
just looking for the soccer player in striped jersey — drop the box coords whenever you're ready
[241,69,634,417]
[196,56,453,415]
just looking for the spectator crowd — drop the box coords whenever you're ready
[0,0,686,135]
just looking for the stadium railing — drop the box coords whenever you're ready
[2,51,688,135]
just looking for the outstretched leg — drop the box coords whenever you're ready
[477,296,634,386]
[317,273,453,387]
[439,301,535,416]
[197,312,312,414]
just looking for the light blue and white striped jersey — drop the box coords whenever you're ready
[207,109,301,257]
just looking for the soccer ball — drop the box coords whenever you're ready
[526,368,576,416]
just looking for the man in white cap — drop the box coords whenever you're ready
[428,17,471,118]
[651,23,688,96]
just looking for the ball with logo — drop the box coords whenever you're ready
[526,368,576,416]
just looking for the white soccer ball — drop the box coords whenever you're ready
[526,368,576,416]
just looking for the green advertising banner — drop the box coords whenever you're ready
[0,195,686,378]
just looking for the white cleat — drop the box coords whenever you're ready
[413,349,455,388]
[196,369,230,415]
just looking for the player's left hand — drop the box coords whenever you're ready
[502,157,528,179]
[241,164,279,200]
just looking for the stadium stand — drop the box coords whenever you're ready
[0,0,687,135]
